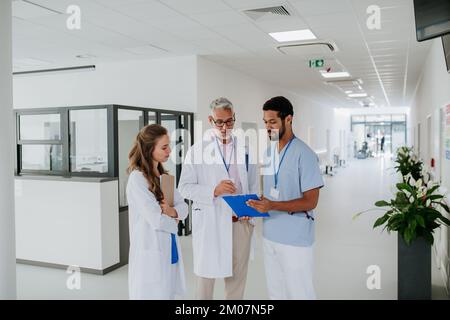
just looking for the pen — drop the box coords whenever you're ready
[289,211,315,221]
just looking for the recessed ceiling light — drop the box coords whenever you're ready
[269,29,316,42]
[348,93,368,98]
[320,71,350,78]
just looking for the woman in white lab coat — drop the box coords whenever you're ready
[126,124,188,300]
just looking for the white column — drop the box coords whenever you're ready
[0,0,16,300]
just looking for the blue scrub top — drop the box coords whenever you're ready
[263,137,324,247]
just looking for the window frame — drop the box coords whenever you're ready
[68,106,114,178]
[15,105,194,181]
[16,108,67,176]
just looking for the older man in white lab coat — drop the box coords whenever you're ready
[178,97,259,300]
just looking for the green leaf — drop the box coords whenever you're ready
[427,195,444,201]
[422,230,434,245]
[437,202,450,213]
[426,185,440,195]
[403,229,412,245]
[373,214,390,228]
[352,208,384,220]
[375,200,390,207]
[416,215,426,228]
[389,217,405,231]
[437,215,450,226]
[396,183,410,191]
[409,220,417,240]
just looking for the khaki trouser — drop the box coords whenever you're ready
[196,220,254,300]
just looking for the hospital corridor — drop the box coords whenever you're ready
[1,0,450,304]
[14,156,449,300]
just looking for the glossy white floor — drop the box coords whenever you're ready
[16,156,449,300]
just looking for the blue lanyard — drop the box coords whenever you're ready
[215,137,235,174]
[273,136,295,189]
[171,233,178,264]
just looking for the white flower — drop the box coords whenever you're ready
[402,189,411,198]
[415,179,423,189]
[409,196,414,203]
[417,187,426,198]
[409,177,416,187]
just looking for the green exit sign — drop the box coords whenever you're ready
[309,59,324,68]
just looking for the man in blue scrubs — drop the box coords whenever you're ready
[247,96,324,299]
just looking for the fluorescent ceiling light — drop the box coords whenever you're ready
[348,93,368,98]
[345,90,353,94]
[269,29,316,42]
[320,71,350,78]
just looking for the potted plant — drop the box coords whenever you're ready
[355,146,450,299]
[394,146,423,181]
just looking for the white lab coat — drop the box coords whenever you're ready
[178,134,259,278]
[126,170,188,300]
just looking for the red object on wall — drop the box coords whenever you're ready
[431,158,435,168]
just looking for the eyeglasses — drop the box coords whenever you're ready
[211,116,236,128]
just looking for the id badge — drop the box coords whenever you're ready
[270,187,280,199]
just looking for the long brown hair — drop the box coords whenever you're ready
[127,124,168,202]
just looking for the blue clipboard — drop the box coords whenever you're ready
[222,194,270,218]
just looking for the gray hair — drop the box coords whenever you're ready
[209,97,234,114]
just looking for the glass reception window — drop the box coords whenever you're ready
[161,113,177,176]
[118,109,143,207]
[15,105,194,181]
[148,111,157,125]
[19,114,61,140]
[69,109,109,173]
[21,144,63,171]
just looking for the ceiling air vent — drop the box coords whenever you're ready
[324,79,363,93]
[277,41,338,58]
[243,5,290,20]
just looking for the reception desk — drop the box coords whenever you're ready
[15,176,121,274]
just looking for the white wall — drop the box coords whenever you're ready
[196,57,348,158]
[0,0,16,299]
[293,99,349,157]
[410,37,450,181]
[409,37,450,293]
[13,56,198,111]
[15,179,119,270]
[196,56,290,130]
[13,54,347,159]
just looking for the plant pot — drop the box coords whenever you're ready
[397,233,431,300]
